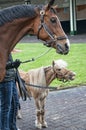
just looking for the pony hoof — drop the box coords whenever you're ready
[17,111,22,119]
[35,120,42,129]
[42,122,48,128]
[17,114,22,119]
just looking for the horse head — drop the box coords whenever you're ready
[52,59,76,82]
[34,0,70,55]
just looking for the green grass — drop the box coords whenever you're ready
[12,43,86,89]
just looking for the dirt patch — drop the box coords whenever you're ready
[12,48,22,53]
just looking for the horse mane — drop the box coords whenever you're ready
[28,67,46,86]
[54,59,68,68]
[0,4,37,26]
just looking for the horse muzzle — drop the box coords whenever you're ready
[56,42,70,55]
[43,38,70,55]
[69,72,76,80]
[56,38,70,55]
[65,72,76,81]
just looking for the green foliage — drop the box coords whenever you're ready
[12,43,86,88]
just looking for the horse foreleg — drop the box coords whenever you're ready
[17,102,22,119]
[41,99,48,128]
[35,99,42,129]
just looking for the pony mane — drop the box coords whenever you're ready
[28,67,46,86]
[54,59,68,68]
[0,4,37,26]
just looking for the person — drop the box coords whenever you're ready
[0,54,21,130]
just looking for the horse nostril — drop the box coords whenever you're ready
[65,43,69,50]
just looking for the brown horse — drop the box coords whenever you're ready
[0,0,70,81]
[17,59,75,129]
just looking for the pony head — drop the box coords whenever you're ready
[52,59,76,82]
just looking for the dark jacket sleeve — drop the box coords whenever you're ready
[2,54,16,82]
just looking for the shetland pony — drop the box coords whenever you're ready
[17,59,75,129]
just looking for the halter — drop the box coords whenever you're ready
[37,9,67,47]
[52,64,68,83]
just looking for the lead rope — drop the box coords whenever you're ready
[16,48,52,101]
[21,47,52,64]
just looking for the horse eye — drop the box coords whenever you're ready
[58,68,61,71]
[50,17,57,24]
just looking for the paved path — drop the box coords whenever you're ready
[17,86,86,130]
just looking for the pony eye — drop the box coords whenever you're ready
[50,17,57,24]
[58,68,61,71]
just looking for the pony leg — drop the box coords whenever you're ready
[17,102,22,119]
[41,99,48,128]
[35,99,42,129]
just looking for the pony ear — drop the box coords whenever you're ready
[46,0,55,10]
[52,60,55,67]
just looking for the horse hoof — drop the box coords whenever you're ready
[17,110,22,119]
[35,120,42,129]
[17,115,22,119]
[42,122,48,128]
[17,113,22,119]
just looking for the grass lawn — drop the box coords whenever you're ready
[12,43,86,89]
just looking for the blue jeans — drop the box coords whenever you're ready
[0,81,19,130]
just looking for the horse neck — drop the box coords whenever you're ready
[44,66,56,86]
[14,18,34,40]
[5,17,35,53]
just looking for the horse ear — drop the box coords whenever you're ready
[52,60,55,67]
[54,5,58,10]
[35,7,40,15]
[46,0,55,10]
[54,5,61,13]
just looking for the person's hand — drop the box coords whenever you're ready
[6,59,21,69]
[12,59,21,69]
